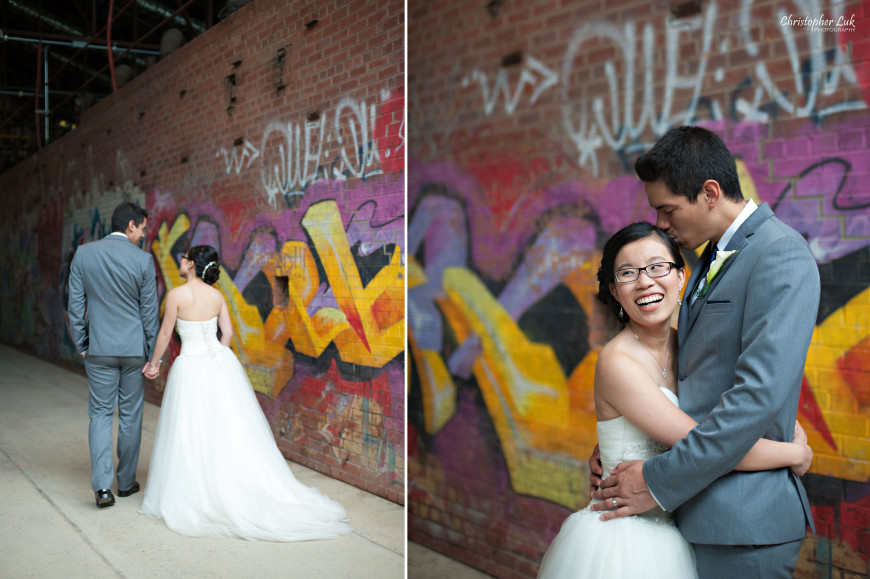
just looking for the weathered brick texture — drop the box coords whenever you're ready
[409,0,870,575]
[0,0,405,504]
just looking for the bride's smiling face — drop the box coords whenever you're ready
[609,236,686,325]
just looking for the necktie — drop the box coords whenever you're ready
[692,243,718,305]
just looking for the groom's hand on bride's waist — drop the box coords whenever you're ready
[589,460,657,521]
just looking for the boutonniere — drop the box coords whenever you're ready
[695,250,738,299]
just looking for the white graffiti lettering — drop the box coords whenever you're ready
[213,93,402,208]
[462,55,559,116]
[446,0,866,176]
[216,139,260,175]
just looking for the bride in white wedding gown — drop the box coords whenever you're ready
[537,223,812,578]
[139,245,351,542]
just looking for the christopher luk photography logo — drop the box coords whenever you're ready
[780,13,856,32]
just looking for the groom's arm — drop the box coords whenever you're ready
[67,250,88,355]
[642,235,819,512]
[138,257,160,359]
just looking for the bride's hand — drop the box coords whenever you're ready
[790,420,813,477]
[793,420,807,445]
[588,444,602,500]
[142,361,160,379]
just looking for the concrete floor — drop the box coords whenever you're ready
[408,543,492,578]
[0,344,405,578]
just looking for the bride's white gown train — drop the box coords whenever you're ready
[537,387,697,578]
[140,317,352,542]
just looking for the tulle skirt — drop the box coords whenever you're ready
[538,506,697,578]
[139,345,351,542]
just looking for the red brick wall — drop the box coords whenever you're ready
[0,0,405,504]
[408,0,870,576]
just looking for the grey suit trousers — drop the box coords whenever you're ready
[84,355,146,492]
[693,539,803,579]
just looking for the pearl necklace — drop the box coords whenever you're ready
[628,322,670,379]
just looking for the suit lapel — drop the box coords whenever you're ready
[682,203,774,336]
[684,243,713,333]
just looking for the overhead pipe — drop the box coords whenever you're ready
[0,0,148,135]
[34,40,42,149]
[44,44,50,143]
[50,0,199,116]
[1,31,162,55]
[43,0,138,86]
[0,0,200,136]
[0,31,152,135]
[7,0,81,36]
[0,0,138,134]
[108,0,117,93]
[112,0,199,61]
[136,0,206,33]
[0,88,99,98]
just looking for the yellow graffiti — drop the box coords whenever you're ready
[406,255,457,434]
[735,159,762,205]
[736,157,870,482]
[273,200,405,367]
[409,246,602,508]
[803,287,870,480]
[409,329,456,435]
[437,266,597,508]
[409,160,869,510]
[151,216,191,306]
[151,201,404,398]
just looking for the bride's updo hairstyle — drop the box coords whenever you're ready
[596,222,684,323]
[187,245,221,286]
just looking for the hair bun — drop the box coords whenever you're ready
[201,261,218,282]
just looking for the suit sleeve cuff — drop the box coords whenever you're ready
[643,459,669,512]
[648,486,668,512]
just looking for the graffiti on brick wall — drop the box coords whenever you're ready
[408,0,870,567]
[146,180,405,486]
[0,142,149,359]
[415,1,866,173]
[409,121,870,555]
[216,90,405,208]
[462,55,558,116]
[268,360,405,488]
[148,192,404,398]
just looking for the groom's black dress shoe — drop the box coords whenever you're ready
[95,489,115,508]
[118,482,140,497]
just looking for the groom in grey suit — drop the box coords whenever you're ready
[590,127,819,577]
[68,202,159,508]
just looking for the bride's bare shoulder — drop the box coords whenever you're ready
[595,333,647,388]
[596,331,632,364]
[166,284,191,300]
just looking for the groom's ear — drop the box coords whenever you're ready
[701,180,722,208]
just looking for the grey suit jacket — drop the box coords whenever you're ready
[68,233,159,359]
[643,203,819,545]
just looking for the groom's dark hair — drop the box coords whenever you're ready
[597,222,685,323]
[111,202,148,233]
[635,126,744,203]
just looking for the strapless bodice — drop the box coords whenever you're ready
[597,387,676,473]
[594,387,678,521]
[175,317,223,357]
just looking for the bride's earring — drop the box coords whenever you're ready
[678,296,683,306]
[619,305,624,319]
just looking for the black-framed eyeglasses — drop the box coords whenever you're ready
[179,254,191,262]
[614,262,677,284]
